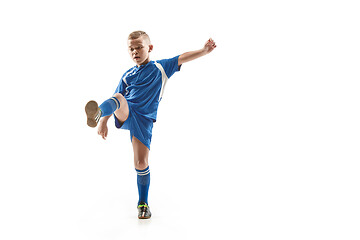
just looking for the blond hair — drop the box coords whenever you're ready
[128,30,151,44]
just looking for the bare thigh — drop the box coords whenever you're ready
[132,136,149,170]
[112,93,129,123]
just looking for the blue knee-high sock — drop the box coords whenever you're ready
[99,97,120,117]
[136,166,150,205]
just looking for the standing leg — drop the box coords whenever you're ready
[133,136,150,202]
[132,136,152,219]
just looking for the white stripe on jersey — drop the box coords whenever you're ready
[154,61,169,101]
[123,68,137,86]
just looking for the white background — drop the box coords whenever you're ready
[1,0,359,239]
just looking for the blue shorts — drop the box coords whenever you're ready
[114,104,153,150]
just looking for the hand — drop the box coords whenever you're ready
[203,38,217,54]
[97,121,108,140]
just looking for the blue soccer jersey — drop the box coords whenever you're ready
[113,55,181,149]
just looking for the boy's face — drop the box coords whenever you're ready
[128,36,153,66]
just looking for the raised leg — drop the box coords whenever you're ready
[112,93,129,123]
[85,93,129,128]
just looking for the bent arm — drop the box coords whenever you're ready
[178,38,217,66]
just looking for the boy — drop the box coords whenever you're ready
[85,31,216,219]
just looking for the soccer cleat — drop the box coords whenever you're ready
[85,100,102,128]
[137,202,151,219]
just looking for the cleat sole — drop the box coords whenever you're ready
[85,100,99,128]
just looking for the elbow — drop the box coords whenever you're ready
[178,55,185,66]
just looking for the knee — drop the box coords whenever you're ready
[113,93,125,102]
[134,159,148,170]
[113,93,128,108]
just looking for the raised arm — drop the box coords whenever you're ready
[178,38,216,66]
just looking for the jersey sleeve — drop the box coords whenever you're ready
[157,55,181,79]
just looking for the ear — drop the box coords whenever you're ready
[148,45,154,53]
